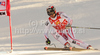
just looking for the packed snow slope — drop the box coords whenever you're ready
[0,0,100,55]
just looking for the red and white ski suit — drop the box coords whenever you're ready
[44,12,89,49]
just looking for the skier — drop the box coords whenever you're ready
[44,6,94,49]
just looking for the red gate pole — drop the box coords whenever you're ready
[9,16,13,52]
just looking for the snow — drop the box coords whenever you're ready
[0,50,100,55]
[0,0,100,55]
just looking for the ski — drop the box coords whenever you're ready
[44,47,98,51]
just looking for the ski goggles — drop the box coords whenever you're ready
[47,8,55,16]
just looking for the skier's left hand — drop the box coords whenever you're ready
[66,23,71,27]
[66,23,71,29]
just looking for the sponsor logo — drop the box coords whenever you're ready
[0,1,5,6]
[0,12,5,15]
[56,35,60,39]
[55,20,60,25]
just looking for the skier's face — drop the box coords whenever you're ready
[50,14,56,18]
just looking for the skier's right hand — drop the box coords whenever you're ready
[46,38,51,45]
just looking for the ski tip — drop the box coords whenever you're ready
[44,47,48,50]
[69,47,72,50]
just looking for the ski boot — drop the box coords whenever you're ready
[87,45,94,50]
[64,42,72,50]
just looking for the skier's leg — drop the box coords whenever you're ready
[51,30,71,47]
[65,28,93,49]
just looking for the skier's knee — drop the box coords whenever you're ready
[72,40,76,44]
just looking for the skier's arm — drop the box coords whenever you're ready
[44,21,50,39]
[62,12,73,27]
[44,21,51,45]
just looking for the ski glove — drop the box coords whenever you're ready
[46,38,51,45]
[66,23,71,29]
[66,23,71,27]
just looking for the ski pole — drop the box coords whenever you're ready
[71,26,100,30]
[50,43,56,48]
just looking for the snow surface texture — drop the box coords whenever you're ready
[0,0,100,55]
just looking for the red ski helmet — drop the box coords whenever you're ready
[46,6,56,16]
